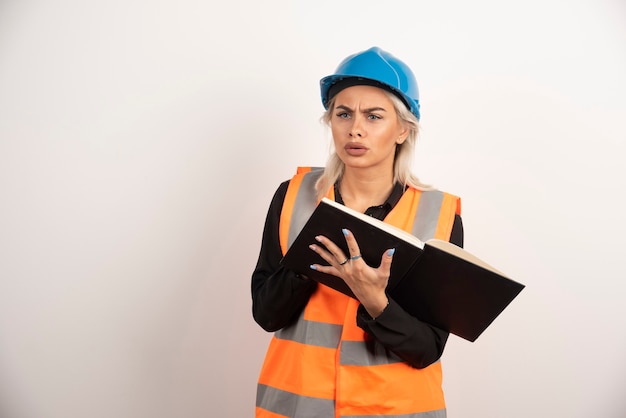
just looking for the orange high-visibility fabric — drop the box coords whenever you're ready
[258,336,337,399]
[258,167,460,417]
[255,407,289,418]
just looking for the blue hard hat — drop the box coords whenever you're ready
[320,47,421,120]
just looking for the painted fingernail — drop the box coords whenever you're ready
[342,228,349,236]
[387,248,396,257]
[310,265,317,270]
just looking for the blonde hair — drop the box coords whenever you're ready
[315,90,432,200]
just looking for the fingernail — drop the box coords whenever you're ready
[387,248,395,257]
[309,244,316,250]
[342,228,349,236]
[315,236,322,242]
[310,265,317,270]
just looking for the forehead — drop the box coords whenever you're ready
[333,85,394,107]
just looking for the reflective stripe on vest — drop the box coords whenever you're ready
[276,311,343,349]
[412,190,445,240]
[257,383,447,418]
[276,310,404,365]
[287,168,324,249]
[256,384,335,418]
[257,167,460,417]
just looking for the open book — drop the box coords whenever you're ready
[280,197,525,342]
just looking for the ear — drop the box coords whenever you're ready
[396,124,409,144]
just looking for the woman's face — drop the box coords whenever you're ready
[330,85,408,175]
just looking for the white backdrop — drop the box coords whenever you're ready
[1,1,625,417]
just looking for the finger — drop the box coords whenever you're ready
[309,242,347,272]
[341,229,362,260]
[313,235,347,262]
[308,242,342,275]
[309,262,338,275]
[308,243,334,267]
[378,248,395,276]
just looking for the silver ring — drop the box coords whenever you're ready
[350,254,362,261]
[338,257,349,265]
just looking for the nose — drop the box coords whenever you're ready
[349,115,364,138]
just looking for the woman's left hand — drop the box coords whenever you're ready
[309,229,394,318]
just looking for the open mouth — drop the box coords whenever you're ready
[345,143,368,156]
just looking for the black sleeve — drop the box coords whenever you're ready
[251,181,318,332]
[356,214,464,369]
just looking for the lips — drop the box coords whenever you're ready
[344,143,368,156]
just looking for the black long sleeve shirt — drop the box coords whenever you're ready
[251,180,464,369]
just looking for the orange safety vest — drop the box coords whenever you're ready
[256,167,461,418]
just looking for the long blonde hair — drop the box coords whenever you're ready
[315,90,432,200]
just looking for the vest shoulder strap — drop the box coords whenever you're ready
[279,167,324,254]
[411,189,461,241]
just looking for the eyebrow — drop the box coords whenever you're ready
[335,104,388,113]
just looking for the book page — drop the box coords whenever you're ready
[425,239,508,277]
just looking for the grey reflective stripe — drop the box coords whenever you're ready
[287,168,324,249]
[275,311,342,349]
[276,319,415,366]
[256,384,335,417]
[411,190,445,241]
[257,383,446,418]
[344,410,447,418]
[340,340,403,366]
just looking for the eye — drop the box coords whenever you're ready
[368,114,382,120]
[335,112,350,119]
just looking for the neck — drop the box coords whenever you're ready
[339,170,394,213]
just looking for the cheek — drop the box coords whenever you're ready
[330,124,345,141]
[380,127,402,146]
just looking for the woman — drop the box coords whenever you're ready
[252,46,463,418]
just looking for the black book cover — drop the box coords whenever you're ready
[394,242,525,341]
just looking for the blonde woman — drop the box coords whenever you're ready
[252,47,463,418]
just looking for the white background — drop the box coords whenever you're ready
[1,1,625,417]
